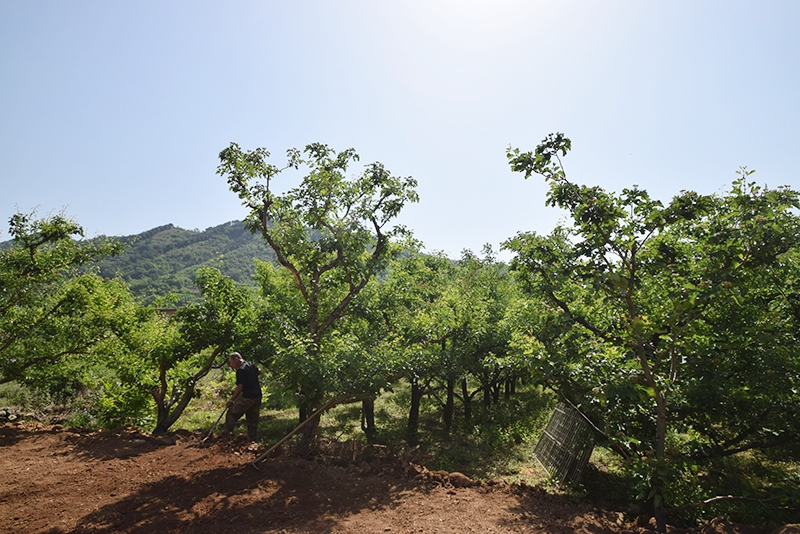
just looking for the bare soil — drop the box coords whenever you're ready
[0,422,793,534]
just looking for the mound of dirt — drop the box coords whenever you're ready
[0,422,788,534]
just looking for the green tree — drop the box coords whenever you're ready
[0,211,123,386]
[452,247,520,420]
[379,246,454,443]
[217,142,418,443]
[380,245,519,441]
[106,267,262,434]
[328,270,408,444]
[505,134,800,530]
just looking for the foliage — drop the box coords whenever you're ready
[105,266,264,433]
[504,133,800,528]
[452,247,524,411]
[379,244,523,442]
[93,221,276,304]
[0,210,124,388]
[218,141,418,442]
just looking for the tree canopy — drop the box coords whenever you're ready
[217,142,419,442]
[0,211,124,386]
[505,134,800,531]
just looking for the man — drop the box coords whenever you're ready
[221,352,262,441]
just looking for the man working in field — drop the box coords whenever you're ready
[222,352,262,442]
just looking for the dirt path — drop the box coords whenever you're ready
[0,422,785,534]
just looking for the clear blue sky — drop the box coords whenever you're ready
[2,1,799,259]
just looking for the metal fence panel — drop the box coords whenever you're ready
[533,401,595,486]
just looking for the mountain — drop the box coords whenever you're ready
[94,221,276,304]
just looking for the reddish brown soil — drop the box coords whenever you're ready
[0,422,792,534]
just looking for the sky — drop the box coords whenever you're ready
[2,1,799,259]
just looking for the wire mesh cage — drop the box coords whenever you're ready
[534,400,595,486]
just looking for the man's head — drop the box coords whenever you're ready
[228,352,244,369]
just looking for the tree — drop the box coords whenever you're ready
[217,142,418,443]
[107,267,263,434]
[504,134,800,530]
[379,245,520,441]
[379,246,454,443]
[0,211,123,386]
[451,247,520,420]
[328,270,408,444]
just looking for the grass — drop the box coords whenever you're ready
[173,375,558,487]
[0,380,93,424]
[292,380,554,484]
[572,447,637,512]
[0,382,32,409]
[677,451,800,526]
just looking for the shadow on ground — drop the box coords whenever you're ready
[41,454,420,534]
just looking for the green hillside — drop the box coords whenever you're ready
[94,221,275,304]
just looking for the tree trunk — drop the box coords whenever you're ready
[504,378,516,399]
[653,391,668,533]
[152,346,226,435]
[361,397,377,444]
[638,343,669,534]
[461,378,471,422]
[654,496,667,534]
[153,403,171,435]
[300,412,320,446]
[444,376,455,432]
[407,376,422,445]
[299,404,308,424]
[483,372,491,408]
[298,388,324,449]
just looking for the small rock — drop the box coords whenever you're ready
[699,516,745,534]
[449,472,476,488]
[635,515,652,528]
[154,435,177,446]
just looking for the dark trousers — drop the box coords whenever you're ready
[223,396,261,441]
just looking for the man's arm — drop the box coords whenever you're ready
[227,384,244,407]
